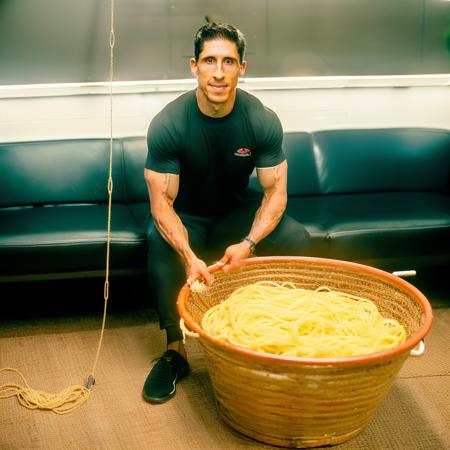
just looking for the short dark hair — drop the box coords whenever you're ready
[194,22,246,63]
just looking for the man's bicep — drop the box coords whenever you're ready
[144,168,179,205]
[256,160,287,192]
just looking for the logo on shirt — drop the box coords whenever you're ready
[234,148,252,157]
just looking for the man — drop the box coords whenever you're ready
[143,22,309,403]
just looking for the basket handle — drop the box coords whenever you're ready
[409,340,425,357]
[180,318,200,344]
[392,270,416,278]
[390,270,426,356]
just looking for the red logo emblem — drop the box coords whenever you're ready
[234,148,252,157]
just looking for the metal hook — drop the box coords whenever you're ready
[85,374,95,389]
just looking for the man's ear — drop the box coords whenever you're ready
[239,60,247,77]
[190,58,198,77]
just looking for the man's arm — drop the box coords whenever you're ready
[248,159,288,244]
[218,160,288,264]
[144,168,213,284]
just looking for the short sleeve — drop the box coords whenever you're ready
[254,109,285,168]
[145,113,180,174]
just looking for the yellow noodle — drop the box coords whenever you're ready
[202,281,407,358]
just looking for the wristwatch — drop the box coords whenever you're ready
[242,237,256,254]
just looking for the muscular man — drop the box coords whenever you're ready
[143,22,309,403]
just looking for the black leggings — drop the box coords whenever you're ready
[146,194,310,344]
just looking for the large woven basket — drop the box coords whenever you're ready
[177,256,433,448]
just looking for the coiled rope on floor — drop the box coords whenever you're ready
[0,0,116,414]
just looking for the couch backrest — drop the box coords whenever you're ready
[249,131,320,195]
[1,128,448,208]
[311,128,450,195]
[0,139,125,207]
[121,137,148,203]
[283,132,321,195]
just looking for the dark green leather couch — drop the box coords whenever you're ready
[1,128,449,282]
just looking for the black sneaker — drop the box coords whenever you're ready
[142,349,190,403]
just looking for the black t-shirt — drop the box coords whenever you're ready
[145,88,285,216]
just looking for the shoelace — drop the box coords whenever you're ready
[149,356,176,382]
[151,355,173,364]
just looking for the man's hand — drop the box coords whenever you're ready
[186,256,214,286]
[217,241,253,271]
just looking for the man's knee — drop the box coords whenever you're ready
[279,218,310,254]
[260,216,310,256]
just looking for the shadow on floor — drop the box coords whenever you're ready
[0,263,447,323]
[0,274,153,320]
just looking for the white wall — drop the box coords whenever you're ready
[0,75,448,143]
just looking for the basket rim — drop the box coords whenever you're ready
[177,256,433,367]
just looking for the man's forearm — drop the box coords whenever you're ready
[152,204,196,265]
[246,190,286,244]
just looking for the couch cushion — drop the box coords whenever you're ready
[0,204,146,275]
[312,128,450,195]
[286,191,450,266]
[127,202,151,233]
[319,192,450,267]
[0,139,126,207]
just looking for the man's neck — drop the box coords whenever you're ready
[195,89,237,118]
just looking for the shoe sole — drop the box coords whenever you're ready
[142,390,176,403]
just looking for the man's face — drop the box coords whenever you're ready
[190,38,247,111]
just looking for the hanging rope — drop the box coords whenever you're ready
[0,0,116,414]
[89,0,115,385]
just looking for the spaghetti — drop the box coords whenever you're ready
[201,281,407,358]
